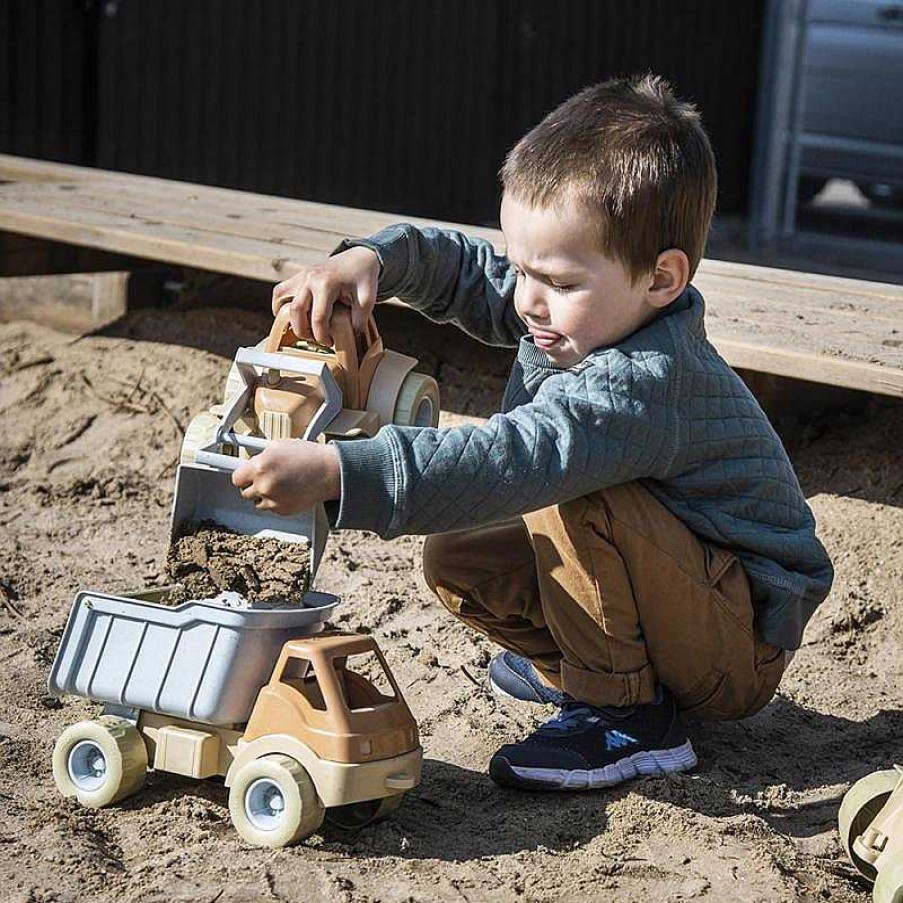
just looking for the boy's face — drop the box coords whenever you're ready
[500,193,665,368]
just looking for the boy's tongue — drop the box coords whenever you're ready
[531,327,562,349]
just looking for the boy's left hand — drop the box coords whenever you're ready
[231,440,341,515]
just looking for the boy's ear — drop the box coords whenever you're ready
[646,249,690,309]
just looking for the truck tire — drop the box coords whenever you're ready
[393,372,440,428]
[52,716,148,808]
[229,754,325,848]
[838,768,900,881]
[326,792,405,831]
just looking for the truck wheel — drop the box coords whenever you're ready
[393,372,439,428]
[838,769,900,881]
[229,754,324,848]
[52,716,148,808]
[874,858,903,903]
[326,793,405,831]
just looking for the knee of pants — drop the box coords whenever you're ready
[422,533,445,592]
[422,532,458,610]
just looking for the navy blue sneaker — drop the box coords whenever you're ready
[488,651,567,706]
[489,687,696,791]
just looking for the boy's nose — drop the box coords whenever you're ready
[517,280,548,320]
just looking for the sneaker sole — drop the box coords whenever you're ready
[489,739,698,791]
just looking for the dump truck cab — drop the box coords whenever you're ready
[244,632,419,764]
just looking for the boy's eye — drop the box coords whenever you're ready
[551,282,575,292]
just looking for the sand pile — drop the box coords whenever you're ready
[164,520,311,607]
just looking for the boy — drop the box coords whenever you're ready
[233,75,833,791]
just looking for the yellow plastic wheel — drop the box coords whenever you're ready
[393,372,440,427]
[326,793,405,831]
[52,716,148,808]
[838,769,900,882]
[228,754,324,848]
[875,858,903,903]
[179,411,224,466]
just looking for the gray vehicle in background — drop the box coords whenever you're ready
[801,0,903,205]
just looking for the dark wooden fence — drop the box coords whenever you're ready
[2,1,765,224]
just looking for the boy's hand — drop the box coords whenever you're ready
[272,246,380,345]
[231,440,341,515]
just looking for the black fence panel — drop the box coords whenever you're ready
[0,0,94,164]
[495,1,765,219]
[94,0,504,223]
[3,1,765,223]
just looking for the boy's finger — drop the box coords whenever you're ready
[231,462,254,489]
[310,284,339,346]
[239,484,260,502]
[352,277,377,333]
[288,290,313,340]
[272,281,295,316]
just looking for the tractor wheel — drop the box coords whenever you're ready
[179,411,223,466]
[229,754,324,848]
[326,793,405,831]
[52,716,148,808]
[393,372,440,428]
[838,769,900,881]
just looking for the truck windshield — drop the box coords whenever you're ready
[333,651,397,711]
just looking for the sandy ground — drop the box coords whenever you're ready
[0,300,901,903]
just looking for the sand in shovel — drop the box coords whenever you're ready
[164,520,311,607]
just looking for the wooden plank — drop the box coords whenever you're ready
[0,154,503,246]
[0,196,320,282]
[0,154,900,397]
[0,179,370,259]
[714,338,903,397]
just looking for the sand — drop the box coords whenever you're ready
[0,301,900,902]
[165,521,311,607]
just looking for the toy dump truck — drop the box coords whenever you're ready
[48,306,433,846]
[839,765,903,903]
[49,589,421,847]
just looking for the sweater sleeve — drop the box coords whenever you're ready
[330,358,678,538]
[333,223,526,348]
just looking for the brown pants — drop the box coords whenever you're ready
[423,482,785,720]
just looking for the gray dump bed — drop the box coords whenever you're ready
[48,589,339,725]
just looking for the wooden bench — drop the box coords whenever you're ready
[1,154,901,398]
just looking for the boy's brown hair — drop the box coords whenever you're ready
[500,74,717,281]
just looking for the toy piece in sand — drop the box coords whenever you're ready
[839,765,903,903]
[164,520,311,608]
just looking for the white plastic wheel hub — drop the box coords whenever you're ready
[68,740,108,792]
[245,778,287,831]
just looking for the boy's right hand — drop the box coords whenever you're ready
[271,246,381,345]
